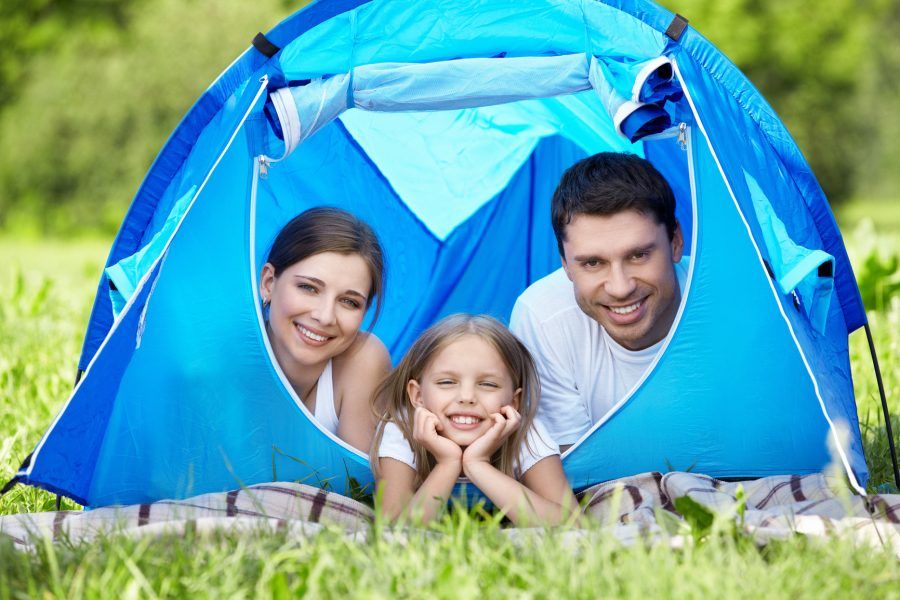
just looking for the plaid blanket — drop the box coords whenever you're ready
[0,483,373,549]
[578,471,900,552]
[2,472,898,552]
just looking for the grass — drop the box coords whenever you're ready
[0,209,899,596]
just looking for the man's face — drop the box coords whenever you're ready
[561,210,684,351]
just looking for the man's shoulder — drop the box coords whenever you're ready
[514,268,580,322]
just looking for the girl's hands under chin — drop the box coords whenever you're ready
[413,406,463,467]
[462,405,521,468]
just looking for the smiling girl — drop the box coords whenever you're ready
[260,208,391,453]
[371,314,578,525]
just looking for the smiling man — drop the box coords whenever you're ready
[510,152,687,451]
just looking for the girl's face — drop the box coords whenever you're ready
[407,334,521,447]
[261,252,371,372]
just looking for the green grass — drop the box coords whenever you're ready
[0,219,899,596]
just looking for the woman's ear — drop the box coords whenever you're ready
[510,388,522,411]
[260,263,276,301]
[406,379,424,408]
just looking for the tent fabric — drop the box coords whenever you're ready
[14,0,869,508]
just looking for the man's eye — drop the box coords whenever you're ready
[583,259,602,269]
[631,251,649,261]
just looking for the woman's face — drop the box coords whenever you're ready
[261,251,372,372]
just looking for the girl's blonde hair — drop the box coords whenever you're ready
[370,314,540,486]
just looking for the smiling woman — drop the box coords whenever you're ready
[259,207,391,453]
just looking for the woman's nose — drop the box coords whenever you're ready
[311,298,336,325]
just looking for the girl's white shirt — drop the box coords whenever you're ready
[377,417,559,479]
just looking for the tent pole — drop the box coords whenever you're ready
[864,323,900,489]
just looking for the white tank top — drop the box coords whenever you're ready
[312,359,339,434]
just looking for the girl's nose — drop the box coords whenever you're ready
[458,383,476,404]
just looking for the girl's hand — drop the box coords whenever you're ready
[462,405,521,468]
[413,406,463,466]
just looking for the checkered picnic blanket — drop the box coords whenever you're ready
[0,482,373,549]
[2,473,898,552]
[578,472,900,551]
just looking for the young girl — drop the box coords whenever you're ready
[371,314,579,525]
[260,207,391,453]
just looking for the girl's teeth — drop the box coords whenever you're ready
[452,415,479,425]
[610,301,641,315]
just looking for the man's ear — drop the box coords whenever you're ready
[406,379,424,408]
[671,221,685,263]
[260,263,276,300]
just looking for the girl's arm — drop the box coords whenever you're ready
[377,457,461,523]
[335,334,391,452]
[462,408,580,526]
[377,407,462,524]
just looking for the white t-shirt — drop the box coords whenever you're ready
[509,259,689,446]
[377,418,559,479]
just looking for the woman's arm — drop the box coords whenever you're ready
[335,334,391,452]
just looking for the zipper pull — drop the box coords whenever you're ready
[258,156,269,179]
[677,122,687,151]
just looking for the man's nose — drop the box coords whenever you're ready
[605,264,637,299]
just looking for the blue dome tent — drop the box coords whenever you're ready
[4,0,888,507]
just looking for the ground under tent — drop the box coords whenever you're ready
[5,0,881,508]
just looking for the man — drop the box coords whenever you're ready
[510,152,688,452]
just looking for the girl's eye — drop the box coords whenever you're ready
[436,379,455,386]
[479,381,500,389]
[340,298,362,309]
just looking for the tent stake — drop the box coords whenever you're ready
[865,323,900,489]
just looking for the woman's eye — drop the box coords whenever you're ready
[298,283,317,293]
[340,298,362,309]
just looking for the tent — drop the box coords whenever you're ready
[4,0,881,507]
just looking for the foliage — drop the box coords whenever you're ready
[0,0,296,234]
[0,0,139,108]
[661,0,899,204]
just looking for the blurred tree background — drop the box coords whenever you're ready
[0,0,897,235]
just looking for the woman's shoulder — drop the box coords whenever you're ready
[332,332,391,387]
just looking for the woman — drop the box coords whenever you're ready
[259,207,390,453]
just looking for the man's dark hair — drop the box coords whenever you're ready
[551,152,678,255]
